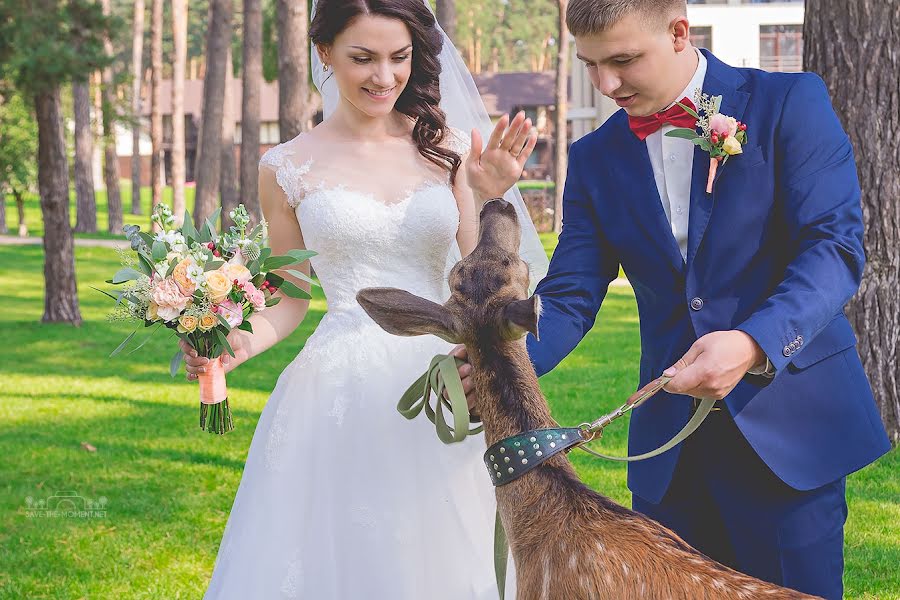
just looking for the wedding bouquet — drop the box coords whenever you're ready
[101,203,316,434]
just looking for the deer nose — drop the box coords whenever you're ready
[482,198,513,216]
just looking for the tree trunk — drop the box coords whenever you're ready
[131,0,145,215]
[436,0,456,41]
[34,88,82,325]
[101,0,123,235]
[73,79,97,233]
[0,190,7,234]
[15,190,27,237]
[277,0,311,142]
[805,0,900,443]
[171,0,188,225]
[220,44,239,229]
[553,0,569,233]
[240,0,262,224]
[150,0,164,230]
[193,0,233,227]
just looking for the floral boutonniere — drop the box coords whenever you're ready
[665,91,748,193]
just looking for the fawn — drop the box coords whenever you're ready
[357,199,819,599]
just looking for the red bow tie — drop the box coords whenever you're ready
[627,97,697,141]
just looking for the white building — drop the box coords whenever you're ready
[569,0,804,141]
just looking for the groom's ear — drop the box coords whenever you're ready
[501,295,541,341]
[356,288,461,343]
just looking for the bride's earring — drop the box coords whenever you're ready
[323,64,330,73]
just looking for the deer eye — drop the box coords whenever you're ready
[501,257,511,267]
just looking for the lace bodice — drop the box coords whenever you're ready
[259,130,469,312]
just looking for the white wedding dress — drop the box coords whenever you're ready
[203,133,513,599]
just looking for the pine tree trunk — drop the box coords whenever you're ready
[149,0,164,229]
[34,88,82,325]
[436,0,456,40]
[131,0,145,215]
[171,0,187,225]
[0,190,7,234]
[15,190,27,237]
[101,0,123,234]
[553,0,569,233]
[73,79,97,233]
[193,0,233,227]
[277,0,311,142]
[805,0,900,443]
[240,0,262,224]
[220,44,239,230]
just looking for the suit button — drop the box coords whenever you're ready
[783,345,792,357]
[690,297,704,311]
[798,335,803,346]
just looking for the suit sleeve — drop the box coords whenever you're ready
[736,73,865,371]
[526,138,621,376]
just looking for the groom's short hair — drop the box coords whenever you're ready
[566,0,687,36]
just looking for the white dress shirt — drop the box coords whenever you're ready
[645,49,707,262]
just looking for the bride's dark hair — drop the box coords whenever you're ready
[310,0,462,182]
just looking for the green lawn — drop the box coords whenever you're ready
[2,183,196,240]
[1,244,897,598]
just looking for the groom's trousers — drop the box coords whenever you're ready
[631,405,846,600]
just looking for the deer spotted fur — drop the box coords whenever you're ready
[358,199,819,600]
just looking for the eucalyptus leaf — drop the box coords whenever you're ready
[111,267,143,284]
[665,128,700,141]
[215,327,235,358]
[151,240,168,262]
[237,320,254,333]
[110,330,137,357]
[170,349,184,378]
[204,260,225,272]
[265,296,282,307]
[277,280,313,300]
[283,269,317,286]
[262,255,297,271]
[286,249,318,262]
[675,101,700,120]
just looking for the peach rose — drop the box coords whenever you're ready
[172,259,196,296]
[150,278,190,322]
[147,301,160,322]
[220,262,252,286]
[198,312,218,331]
[177,314,199,333]
[205,270,233,304]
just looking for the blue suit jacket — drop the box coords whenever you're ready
[527,50,890,503]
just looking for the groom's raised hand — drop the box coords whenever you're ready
[663,330,767,400]
[465,110,538,203]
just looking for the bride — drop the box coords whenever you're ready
[181,0,549,597]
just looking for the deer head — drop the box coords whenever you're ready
[357,199,540,347]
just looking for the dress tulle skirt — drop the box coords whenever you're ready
[203,310,515,599]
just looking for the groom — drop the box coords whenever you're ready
[458,0,890,597]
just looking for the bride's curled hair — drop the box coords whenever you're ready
[310,0,462,182]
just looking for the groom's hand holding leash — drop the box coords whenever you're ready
[663,330,767,400]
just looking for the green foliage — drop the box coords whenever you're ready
[0,88,38,196]
[0,0,122,94]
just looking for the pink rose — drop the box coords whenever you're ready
[709,113,738,138]
[218,299,244,328]
[150,278,191,322]
[242,282,266,311]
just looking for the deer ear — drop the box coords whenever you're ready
[356,288,461,343]
[502,295,541,341]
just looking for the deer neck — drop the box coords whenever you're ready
[469,339,559,448]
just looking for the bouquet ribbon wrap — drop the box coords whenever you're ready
[198,357,228,405]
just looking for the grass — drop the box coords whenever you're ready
[0,243,897,598]
[2,182,197,241]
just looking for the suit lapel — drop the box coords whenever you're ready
[686,50,750,266]
[612,122,685,274]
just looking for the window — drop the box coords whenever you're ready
[690,26,713,52]
[759,24,802,72]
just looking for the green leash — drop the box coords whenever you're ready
[398,356,715,600]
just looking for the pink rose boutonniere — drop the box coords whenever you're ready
[665,90,748,193]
